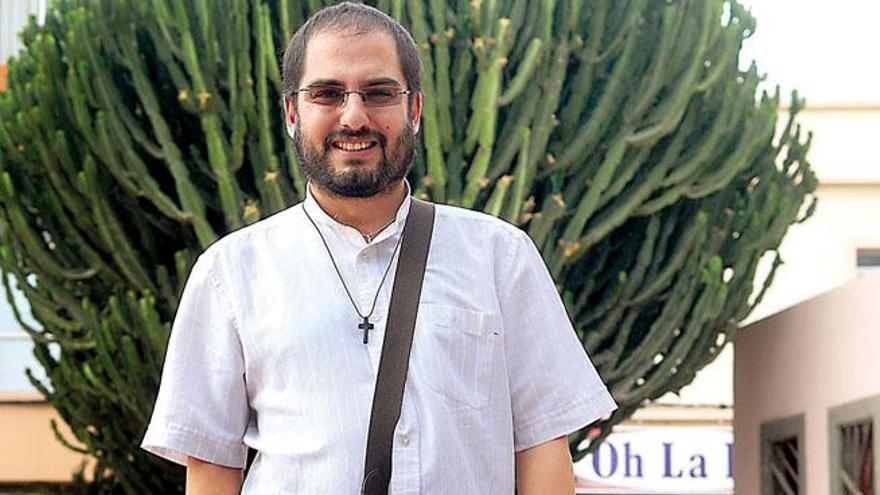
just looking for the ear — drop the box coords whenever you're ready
[283,96,297,140]
[410,91,423,134]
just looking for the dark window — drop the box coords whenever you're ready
[830,395,879,495]
[857,249,880,276]
[839,420,874,494]
[770,436,801,494]
[762,415,806,495]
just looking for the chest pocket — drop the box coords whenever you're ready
[413,304,498,409]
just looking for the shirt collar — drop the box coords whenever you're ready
[302,180,412,245]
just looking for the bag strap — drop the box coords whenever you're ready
[361,198,435,495]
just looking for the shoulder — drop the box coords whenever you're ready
[429,202,533,273]
[200,203,303,262]
[432,202,528,245]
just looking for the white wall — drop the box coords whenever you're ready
[749,183,880,323]
[739,0,880,107]
[1,1,51,394]
[0,275,46,394]
[0,0,47,61]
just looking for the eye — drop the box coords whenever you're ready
[309,88,344,104]
[364,87,398,104]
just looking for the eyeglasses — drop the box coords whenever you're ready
[294,86,412,108]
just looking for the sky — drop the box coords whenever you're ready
[738,0,880,106]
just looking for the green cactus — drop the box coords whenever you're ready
[0,0,815,491]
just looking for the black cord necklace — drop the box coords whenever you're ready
[303,205,404,344]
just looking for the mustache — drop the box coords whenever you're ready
[324,128,387,149]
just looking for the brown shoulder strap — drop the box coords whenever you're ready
[361,198,435,495]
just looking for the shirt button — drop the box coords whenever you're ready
[400,435,410,446]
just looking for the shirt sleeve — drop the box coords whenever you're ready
[500,231,617,452]
[141,249,250,468]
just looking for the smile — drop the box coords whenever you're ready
[332,140,377,152]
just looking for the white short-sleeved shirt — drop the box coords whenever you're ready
[142,185,617,494]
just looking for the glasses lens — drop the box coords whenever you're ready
[363,88,400,107]
[307,88,345,106]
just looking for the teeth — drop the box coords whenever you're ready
[336,141,373,151]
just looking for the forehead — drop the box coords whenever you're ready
[301,30,405,87]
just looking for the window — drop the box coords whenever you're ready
[770,436,800,494]
[761,414,806,495]
[839,420,873,494]
[830,395,879,495]
[857,249,880,276]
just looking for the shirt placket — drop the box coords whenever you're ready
[390,390,421,494]
[346,225,420,493]
[356,232,420,494]
[355,242,385,374]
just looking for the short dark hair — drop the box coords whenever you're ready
[281,2,422,98]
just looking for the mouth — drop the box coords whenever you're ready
[331,139,379,153]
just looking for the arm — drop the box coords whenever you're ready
[515,436,575,495]
[500,232,615,492]
[141,251,251,478]
[186,456,243,495]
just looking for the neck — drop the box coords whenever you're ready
[309,181,407,238]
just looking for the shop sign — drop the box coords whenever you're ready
[574,426,733,494]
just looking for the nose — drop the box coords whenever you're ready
[338,92,371,130]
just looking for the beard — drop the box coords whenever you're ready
[293,120,416,198]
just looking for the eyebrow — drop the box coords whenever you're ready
[304,77,403,88]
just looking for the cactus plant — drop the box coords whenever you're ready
[0,0,815,491]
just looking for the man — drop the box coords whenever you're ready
[142,3,616,493]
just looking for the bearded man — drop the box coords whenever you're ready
[142,3,616,493]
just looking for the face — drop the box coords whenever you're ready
[284,30,422,198]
